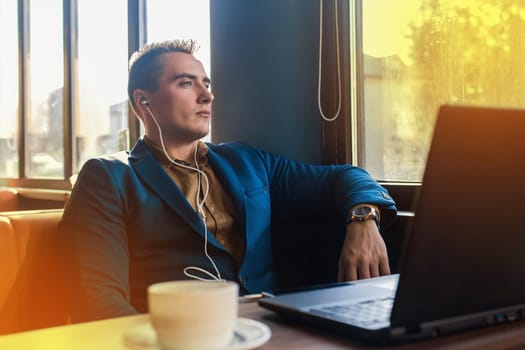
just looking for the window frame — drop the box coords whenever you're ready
[7,0,414,206]
[2,0,145,190]
[319,0,418,211]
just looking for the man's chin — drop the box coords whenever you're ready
[195,130,210,141]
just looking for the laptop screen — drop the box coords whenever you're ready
[391,105,525,327]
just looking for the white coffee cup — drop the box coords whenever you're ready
[148,280,239,350]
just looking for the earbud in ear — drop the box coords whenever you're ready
[140,98,149,106]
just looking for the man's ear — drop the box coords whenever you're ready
[132,89,150,121]
[133,89,146,110]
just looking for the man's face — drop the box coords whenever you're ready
[144,52,213,143]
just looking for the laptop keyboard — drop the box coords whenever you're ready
[308,296,394,328]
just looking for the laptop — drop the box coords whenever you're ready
[259,105,525,343]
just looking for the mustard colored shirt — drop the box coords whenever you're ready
[144,137,245,265]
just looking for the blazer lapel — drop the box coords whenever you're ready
[128,139,222,248]
[206,147,247,235]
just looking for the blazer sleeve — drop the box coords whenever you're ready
[255,146,397,227]
[59,157,137,322]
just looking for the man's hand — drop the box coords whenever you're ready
[337,220,390,281]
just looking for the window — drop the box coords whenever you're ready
[358,0,525,182]
[1,0,210,189]
[76,0,129,172]
[0,0,18,178]
[27,0,64,178]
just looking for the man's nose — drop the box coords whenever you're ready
[198,88,214,104]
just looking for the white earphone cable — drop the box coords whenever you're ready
[145,105,223,282]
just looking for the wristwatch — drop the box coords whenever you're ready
[347,205,380,227]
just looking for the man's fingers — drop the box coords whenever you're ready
[337,262,345,282]
[348,265,358,281]
[379,257,391,276]
[370,264,380,278]
[358,263,370,279]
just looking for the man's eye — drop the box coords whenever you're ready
[180,80,192,86]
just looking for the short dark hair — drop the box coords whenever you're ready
[127,39,199,112]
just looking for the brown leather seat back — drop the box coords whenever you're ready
[0,209,68,334]
[0,188,19,212]
[0,216,20,334]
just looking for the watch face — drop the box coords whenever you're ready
[354,206,372,217]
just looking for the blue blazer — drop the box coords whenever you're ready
[59,138,396,321]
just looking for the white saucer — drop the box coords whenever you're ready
[123,317,271,350]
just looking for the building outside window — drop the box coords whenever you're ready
[76,0,129,173]
[359,0,525,182]
[0,0,18,178]
[26,0,64,178]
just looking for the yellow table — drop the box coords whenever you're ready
[2,301,525,349]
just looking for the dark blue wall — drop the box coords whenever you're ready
[210,0,322,164]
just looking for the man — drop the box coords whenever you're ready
[59,39,397,322]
